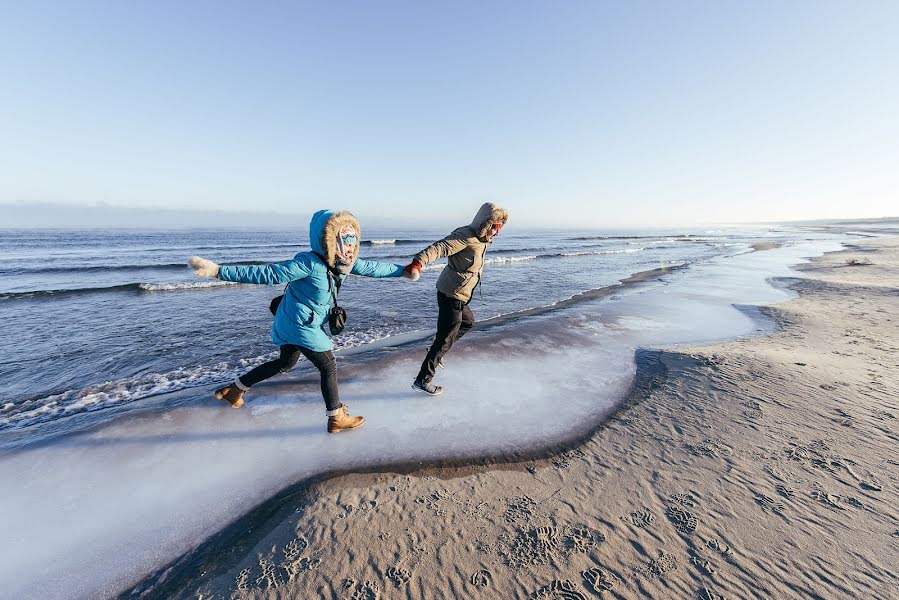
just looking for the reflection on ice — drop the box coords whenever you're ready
[0,240,842,599]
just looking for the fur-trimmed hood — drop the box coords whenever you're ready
[470,202,509,239]
[309,210,361,267]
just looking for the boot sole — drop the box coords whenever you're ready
[328,418,365,433]
[412,383,444,396]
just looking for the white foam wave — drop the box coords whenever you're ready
[138,281,237,292]
[560,248,645,257]
[0,326,407,432]
[367,239,396,245]
[484,255,538,264]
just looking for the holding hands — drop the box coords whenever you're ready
[189,256,220,278]
[403,260,422,281]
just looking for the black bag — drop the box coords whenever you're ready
[324,269,346,335]
[269,293,284,315]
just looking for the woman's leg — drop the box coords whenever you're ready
[296,347,363,432]
[215,345,301,408]
[237,345,303,389]
[297,347,341,412]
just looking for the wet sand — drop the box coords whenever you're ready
[129,239,898,600]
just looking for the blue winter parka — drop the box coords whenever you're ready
[218,210,403,352]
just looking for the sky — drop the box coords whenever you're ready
[1,1,897,228]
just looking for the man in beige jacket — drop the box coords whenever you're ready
[404,202,509,395]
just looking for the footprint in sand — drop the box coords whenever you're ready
[348,580,380,600]
[505,496,539,524]
[690,555,716,576]
[687,439,721,458]
[553,448,588,469]
[623,509,655,528]
[386,565,411,588]
[635,550,678,579]
[234,568,251,592]
[254,553,282,589]
[669,493,698,508]
[564,525,606,553]
[699,584,726,600]
[706,539,733,557]
[282,536,309,562]
[754,494,786,516]
[469,568,492,588]
[581,567,615,593]
[530,579,587,600]
[666,506,698,534]
[776,484,795,498]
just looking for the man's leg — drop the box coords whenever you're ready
[416,293,463,385]
[454,303,475,343]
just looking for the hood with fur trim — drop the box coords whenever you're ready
[470,202,509,239]
[309,210,361,267]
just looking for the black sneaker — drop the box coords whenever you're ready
[412,379,444,396]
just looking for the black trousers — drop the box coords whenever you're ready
[238,344,341,411]
[417,292,475,383]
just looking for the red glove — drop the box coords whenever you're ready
[403,260,422,281]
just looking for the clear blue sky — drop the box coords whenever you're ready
[1,1,897,228]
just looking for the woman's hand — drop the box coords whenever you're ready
[188,256,220,278]
[402,260,422,281]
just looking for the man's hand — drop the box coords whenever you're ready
[402,260,422,281]
[189,256,220,278]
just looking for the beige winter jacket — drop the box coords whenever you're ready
[413,203,509,303]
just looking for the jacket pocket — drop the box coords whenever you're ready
[293,302,317,326]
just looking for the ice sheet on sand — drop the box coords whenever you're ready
[0,240,843,600]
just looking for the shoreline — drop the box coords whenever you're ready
[0,261,689,450]
[125,239,898,599]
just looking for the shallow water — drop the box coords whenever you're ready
[0,225,843,437]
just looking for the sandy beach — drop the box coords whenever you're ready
[120,239,898,600]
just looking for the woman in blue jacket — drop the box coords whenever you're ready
[189,210,411,433]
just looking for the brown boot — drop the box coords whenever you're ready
[327,405,364,433]
[214,384,245,409]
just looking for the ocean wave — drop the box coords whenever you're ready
[559,248,645,257]
[0,258,274,277]
[361,239,428,246]
[0,280,239,300]
[0,325,404,433]
[138,281,237,292]
[0,262,189,276]
[484,255,538,264]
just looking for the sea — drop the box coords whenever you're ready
[0,225,851,440]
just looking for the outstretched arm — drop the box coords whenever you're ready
[190,254,315,285]
[412,233,469,266]
[351,258,404,278]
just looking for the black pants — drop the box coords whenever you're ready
[417,292,475,383]
[239,345,341,411]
